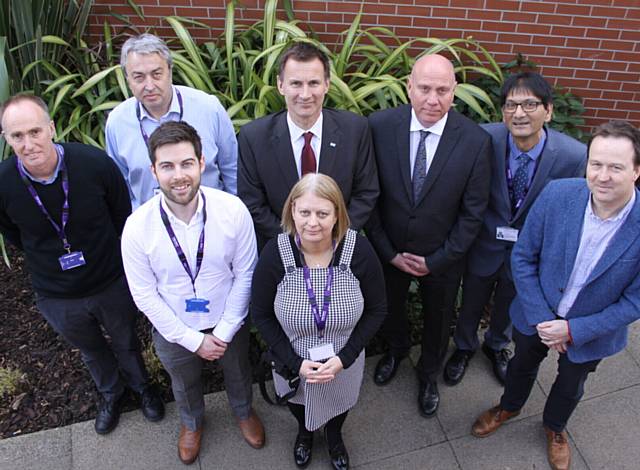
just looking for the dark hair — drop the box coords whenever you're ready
[500,72,554,109]
[590,120,640,167]
[0,94,50,131]
[278,42,330,81]
[147,121,203,164]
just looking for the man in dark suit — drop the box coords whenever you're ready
[472,121,640,470]
[444,72,587,387]
[366,54,492,417]
[238,42,378,249]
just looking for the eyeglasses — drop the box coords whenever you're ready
[503,100,544,113]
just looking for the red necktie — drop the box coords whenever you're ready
[301,132,317,176]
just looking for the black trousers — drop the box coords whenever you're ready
[500,328,600,432]
[380,264,459,381]
[36,275,149,401]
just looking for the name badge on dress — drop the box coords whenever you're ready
[496,226,519,242]
[185,297,210,313]
[308,343,335,362]
[59,251,86,271]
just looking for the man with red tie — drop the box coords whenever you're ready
[237,42,379,250]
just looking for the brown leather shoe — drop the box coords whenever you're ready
[544,426,571,470]
[178,425,202,465]
[471,405,521,437]
[237,409,265,449]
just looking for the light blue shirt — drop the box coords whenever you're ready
[105,85,238,209]
[17,144,63,185]
[508,129,547,186]
[557,190,636,317]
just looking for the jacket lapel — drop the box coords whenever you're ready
[318,112,341,176]
[272,112,299,190]
[395,106,413,203]
[563,185,590,285]
[492,126,512,219]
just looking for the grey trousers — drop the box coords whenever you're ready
[36,275,149,401]
[153,321,253,431]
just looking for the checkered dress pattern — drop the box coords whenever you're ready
[273,229,366,431]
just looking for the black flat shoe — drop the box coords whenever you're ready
[293,433,313,468]
[443,349,474,386]
[324,428,349,470]
[482,343,510,385]
[374,353,403,386]
[94,395,123,435]
[140,386,165,422]
[418,379,439,418]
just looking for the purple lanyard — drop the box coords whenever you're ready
[159,191,206,295]
[16,145,72,253]
[136,88,184,147]
[296,235,336,339]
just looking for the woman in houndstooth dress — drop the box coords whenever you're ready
[251,174,387,470]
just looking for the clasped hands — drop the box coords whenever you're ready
[391,252,430,277]
[536,319,570,353]
[299,356,344,384]
[196,333,228,360]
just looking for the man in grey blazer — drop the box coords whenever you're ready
[238,42,378,250]
[444,72,587,387]
[471,121,640,470]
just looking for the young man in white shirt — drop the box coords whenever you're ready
[121,121,264,465]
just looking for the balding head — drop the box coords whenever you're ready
[408,54,457,127]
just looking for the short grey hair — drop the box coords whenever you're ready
[120,33,173,73]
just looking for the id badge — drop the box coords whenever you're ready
[185,297,210,313]
[496,226,519,243]
[308,343,335,362]
[59,251,86,271]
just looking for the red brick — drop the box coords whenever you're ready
[361,4,397,14]
[607,18,640,29]
[503,11,537,22]
[621,28,640,40]
[412,17,447,29]
[572,15,607,28]
[532,35,566,47]
[485,0,520,11]
[482,20,517,32]
[517,24,552,35]
[591,6,628,17]
[607,71,640,81]
[601,40,637,51]
[539,14,573,26]
[141,6,175,16]
[451,0,484,7]
[397,5,430,16]
[613,51,640,62]
[596,109,629,118]
[615,100,639,111]
[595,60,629,71]
[590,80,624,91]
[447,19,483,30]
[514,45,548,56]
[539,66,576,78]
[551,26,587,37]
[468,10,502,21]
[498,33,532,44]
[576,88,603,99]
[583,98,615,109]
[560,58,595,69]
[378,14,413,26]
[574,69,608,80]
[329,2,362,13]
[556,3,592,15]
[546,47,581,58]
[566,38,600,49]
[586,28,621,39]
[432,7,467,18]
[521,1,556,13]
[463,31,498,42]
[555,78,590,88]
[602,91,636,100]
[627,62,640,72]
[484,42,514,54]
[297,1,327,12]
[529,56,561,67]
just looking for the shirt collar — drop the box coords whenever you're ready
[287,111,323,142]
[508,128,547,162]
[160,189,205,226]
[409,108,448,136]
[17,144,63,185]
[587,189,636,223]
[138,85,179,122]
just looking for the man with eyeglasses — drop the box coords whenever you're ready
[0,94,164,435]
[444,72,586,388]
[106,33,237,210]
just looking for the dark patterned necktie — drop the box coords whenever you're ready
[511,153,532,209]
[412,130,430,201]
[301,132,316,176]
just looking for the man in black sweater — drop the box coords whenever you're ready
[0,94,164,434]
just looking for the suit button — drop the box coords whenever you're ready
[559,288,565,293]
[551,308,556,314]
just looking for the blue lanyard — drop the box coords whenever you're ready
[136,88,184,147]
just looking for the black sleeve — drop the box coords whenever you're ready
[337,234,388,368]
[250,237,304,373]
[0,207,22,250]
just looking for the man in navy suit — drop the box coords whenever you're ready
[237,42,378,249]
[471,121,640,470]
[444,73,587,387]
[366,54,492,417]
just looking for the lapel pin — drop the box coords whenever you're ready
[330,142,336,147]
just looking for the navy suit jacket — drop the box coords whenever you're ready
[467,123,586,278]
[510,179,640,363]
[237,109,379,249]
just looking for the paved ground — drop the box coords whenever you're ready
[3,322,640,470]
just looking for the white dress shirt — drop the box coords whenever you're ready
[409,109,448,179]
[287,112,323,176]
[121,186,257,352]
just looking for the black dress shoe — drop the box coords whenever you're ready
[293,433,313,468]
[140,386,165,422]
[418,379,439,418]
[443,349,474,386]
[374,353,403,386]
[482,343,510,385]
[324,428,349,470]
[94,395,123,435]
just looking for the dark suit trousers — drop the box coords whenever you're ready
[500,328,600,432]
[453,264,515,352]
[381,264,459,381]
[36,275,149,401]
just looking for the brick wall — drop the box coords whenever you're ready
[90,0,640,130]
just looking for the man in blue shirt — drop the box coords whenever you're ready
[106,34,237,209]
[471,121,640,470]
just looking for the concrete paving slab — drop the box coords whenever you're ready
[355,442,460,470]
[0,426,71,470]
[624,320,640,365]
[70,398,190,470]
[451,414,588,470]
[537,348,640,400]
[568,384,640,470]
